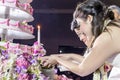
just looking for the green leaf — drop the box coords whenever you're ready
[0,46,6,50]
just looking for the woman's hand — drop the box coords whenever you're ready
[41,55,58,68]
[56,54,72,60]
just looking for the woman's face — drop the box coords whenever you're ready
[74,17,94,47]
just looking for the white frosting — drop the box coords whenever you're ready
[0,42,33,55]
[0,2,34,22]
[0,18,34,34]
[18,0,33,3]
[0,18,34,39]
[0,18,35,39]
[0,0,33,14]
[0,0,35,39]
[0,41,46,55]
[0,28,35,39]
[0,0,33,3]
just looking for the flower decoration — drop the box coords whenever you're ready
[0,41,52,80]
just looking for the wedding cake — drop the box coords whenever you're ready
[0,0,49,80]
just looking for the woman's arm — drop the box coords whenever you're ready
[41,53,84,69]
[55,53,84,63]
[52,29,120,76]
[41,27,120,76]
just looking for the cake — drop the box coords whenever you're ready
[0,0,34,22]
[0,0,33,3]
[0,0,33,15]
[0,18,34,39]
[0,0,35,39]
[0,0,52,80]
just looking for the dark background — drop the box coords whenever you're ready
[15,0,120,54]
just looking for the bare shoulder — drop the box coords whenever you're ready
[93,26,120,54]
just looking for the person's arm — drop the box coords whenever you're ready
[53,30,120,76]
[41,53,84,69]
[53,53,84,63]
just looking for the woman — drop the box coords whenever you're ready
[41,0,120,79]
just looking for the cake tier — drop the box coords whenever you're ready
[0,0,33,3]
[0,0,33,15]
[18,0,33,3]
[0,41,33,54]
[0,4,34,22]
[0,18,34,34]
[0,18,35,39]
[0,41,46,56]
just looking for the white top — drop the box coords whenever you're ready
[108,67,120,80]
[107,53,120,80]
[107,53,120,68]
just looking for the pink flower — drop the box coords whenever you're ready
[104,64,112,72]
[18,73,30,80]
[33,41,46,56]
[23,53,31,59]
[16,56,30,69]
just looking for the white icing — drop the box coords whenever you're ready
[0,0,33,3]
[0,41,46,55]
[0,18,35,39]
[0,28,35,39]
[0,18,34,34]
[18,0,33,3]
[0,2,34,22]
[0,0,33,14]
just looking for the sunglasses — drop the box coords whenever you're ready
[71,19,80,30]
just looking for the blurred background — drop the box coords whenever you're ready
[15,0,120,54]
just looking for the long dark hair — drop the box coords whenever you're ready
[71,0,107,38]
